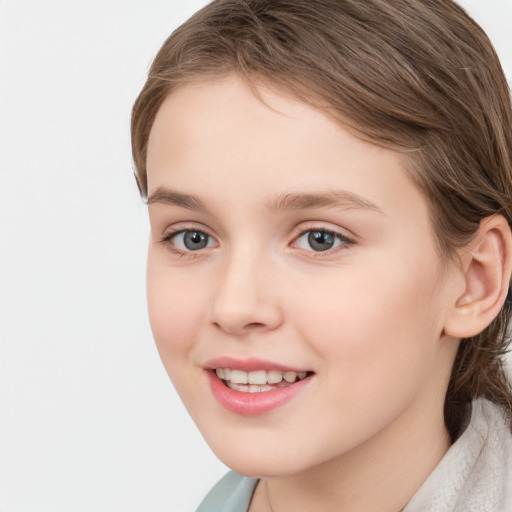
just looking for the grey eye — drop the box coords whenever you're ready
[294,229,348,252]
[174,230,212,251]
[307,231,336,251]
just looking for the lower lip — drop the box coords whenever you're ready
[207,371,313,416]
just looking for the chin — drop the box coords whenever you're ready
[220,457,301,479]
[206,436,315,478]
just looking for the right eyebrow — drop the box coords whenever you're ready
[146,187,207,212]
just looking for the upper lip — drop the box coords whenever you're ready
[203,356,311,373]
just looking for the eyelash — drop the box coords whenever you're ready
[159,227,216,257]
[159,225,355,257]
[292,227,354,256]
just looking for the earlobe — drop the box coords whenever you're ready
[444,215,512,339]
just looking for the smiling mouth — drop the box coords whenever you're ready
[215,368,313,393]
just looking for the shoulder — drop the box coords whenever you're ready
[196,471,259,512]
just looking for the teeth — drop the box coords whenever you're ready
[227,382,274,393]
[267,370,283,384]
[215,368,309,386]
[249,384,272,393]
[248,370,267,385]
[230,369,248,384]
[283,371,297,383]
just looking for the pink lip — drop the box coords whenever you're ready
[205,367,314,417]
[204,356,308,373]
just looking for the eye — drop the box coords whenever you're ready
[293,229,351,252]
[165,230,215,252]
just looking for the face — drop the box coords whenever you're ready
[145,75,460,478]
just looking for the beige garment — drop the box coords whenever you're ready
[404,399,512,512]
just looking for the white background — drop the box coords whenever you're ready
[0,1,511,511]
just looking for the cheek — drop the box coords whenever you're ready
[275,260,447,458]
[146,256,215,418]
[146,253,208,367]
[292,251,445,393]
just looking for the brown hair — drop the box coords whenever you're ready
[131,0,512,437]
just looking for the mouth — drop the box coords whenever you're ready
[215,368,312,393]
[205,357,315,415]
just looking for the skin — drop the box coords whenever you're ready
[145,75,466,512]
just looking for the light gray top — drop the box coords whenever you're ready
[196,471,258,512]
[196,399,512,512]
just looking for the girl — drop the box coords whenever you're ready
[132,1,512,510]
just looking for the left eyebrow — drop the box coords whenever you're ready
[266,191,384,214]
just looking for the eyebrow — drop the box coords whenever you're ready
[146,187,207,212]
[267,191,383,214]
[146,187,383,215]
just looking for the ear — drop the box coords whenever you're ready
[444,215,512,339]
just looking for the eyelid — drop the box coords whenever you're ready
[159,221,215,239]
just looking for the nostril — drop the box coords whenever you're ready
[213,321,266,332]
[245,322,266,330]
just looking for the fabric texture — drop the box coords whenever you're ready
[195,399,511,512]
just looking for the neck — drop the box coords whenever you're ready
[251,401,451,512]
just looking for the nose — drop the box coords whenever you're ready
[208,252,283,336]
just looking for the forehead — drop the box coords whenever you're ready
[146,75,428,225]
